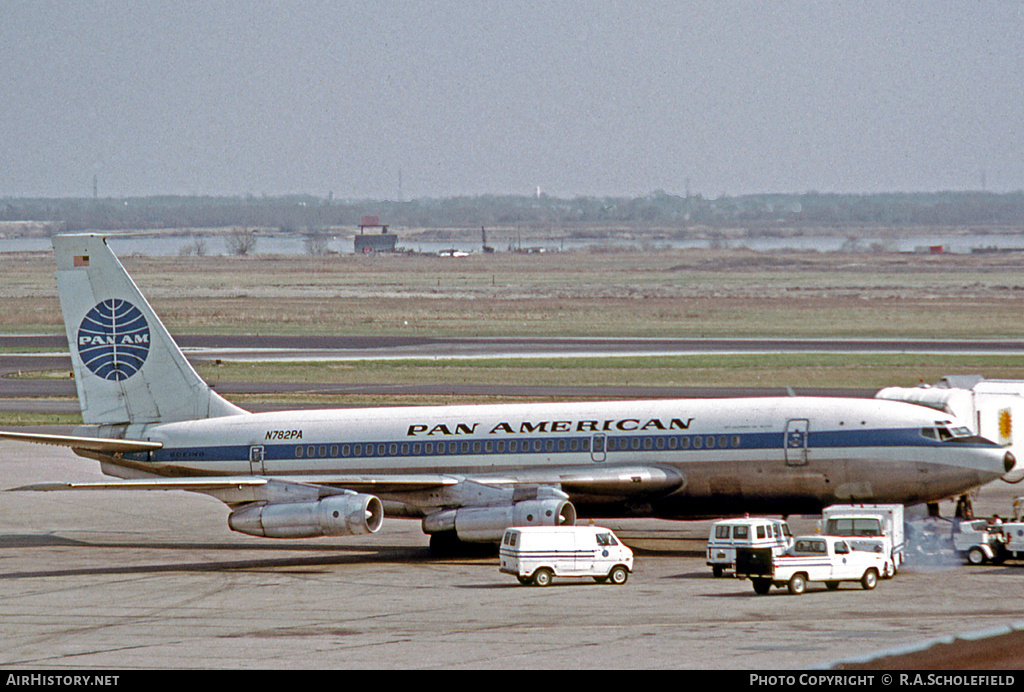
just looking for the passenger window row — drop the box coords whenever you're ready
[606,434,742,452]
[290,433,746,459]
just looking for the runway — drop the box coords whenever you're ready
[4,334,1023,362]
[1,440,1022,670]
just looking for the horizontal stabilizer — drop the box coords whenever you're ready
[0,430,163,454]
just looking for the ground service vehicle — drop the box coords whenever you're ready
[706,517,792,577]
[953,520,1006,564]
[820,504,904,577]
[499,526,633,586]
[735,535,888,595]
[954,496,1024,564]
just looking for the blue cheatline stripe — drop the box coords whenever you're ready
[499,550,596,558]
[134,426,989,465]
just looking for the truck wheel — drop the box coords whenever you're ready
[967,547,987,565]
[609,565,629,585]
[532,568,553,587]
[861,568,878,590]
[712,565,724,578]
[787,573,807,595]
[752,578,771,595]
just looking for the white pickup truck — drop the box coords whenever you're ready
[735,535,888,595]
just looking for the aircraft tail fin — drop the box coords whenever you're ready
[53,234,248,425]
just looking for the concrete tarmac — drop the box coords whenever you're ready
[1,440,1022,670]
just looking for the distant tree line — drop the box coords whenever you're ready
[3,190,1023,234]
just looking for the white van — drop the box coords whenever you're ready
[706,517,792,577]
[499,525,634,586]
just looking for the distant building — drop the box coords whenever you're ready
[354,216,397,253]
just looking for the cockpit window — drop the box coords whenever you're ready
[922,425,972,441]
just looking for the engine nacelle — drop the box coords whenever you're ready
[423,498,577,543]
[228,493,384,539]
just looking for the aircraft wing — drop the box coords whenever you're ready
[9,474,460,507]
[303,467,682,496]
[9,464,681,505]
[13,477,270,493]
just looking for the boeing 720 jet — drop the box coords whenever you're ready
[1,234,1016,551]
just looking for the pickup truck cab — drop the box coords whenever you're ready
[499,526,633,587]
[706,517,792,577]
[735,535,887,595]
[820,504,904,577]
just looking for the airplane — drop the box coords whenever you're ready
[1,233,1016,552]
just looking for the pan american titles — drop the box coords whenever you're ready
[407,417,696,437]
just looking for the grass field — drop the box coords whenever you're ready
[2,247,1023,338]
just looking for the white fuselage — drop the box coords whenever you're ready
[96,396,1011,519]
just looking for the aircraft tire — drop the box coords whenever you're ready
[752,578,772,595]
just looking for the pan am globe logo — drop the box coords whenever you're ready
[77,299,151,381]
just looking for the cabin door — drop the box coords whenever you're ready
[249,445,266,474]
[784,419,809,466]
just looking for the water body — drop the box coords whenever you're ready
[1,230,1022,256]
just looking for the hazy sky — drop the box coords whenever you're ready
[3,1,1023,200]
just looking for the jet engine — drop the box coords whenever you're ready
[228,493,384,539]
[423,497,577,543]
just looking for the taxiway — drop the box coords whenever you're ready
[1,440,1021,670]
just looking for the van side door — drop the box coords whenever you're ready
[574,531,598,575]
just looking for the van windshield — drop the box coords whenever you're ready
[596,533,618,546]
[826,518,882,537]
